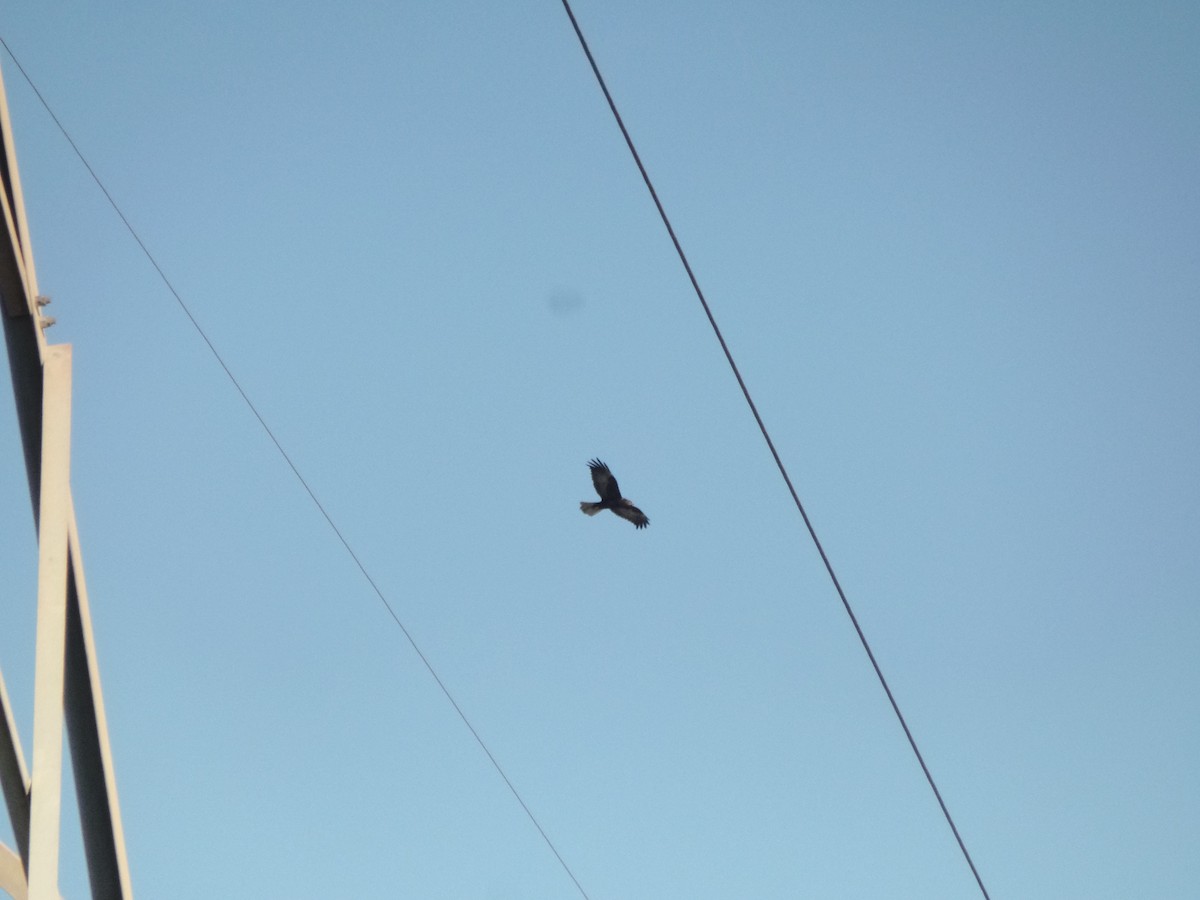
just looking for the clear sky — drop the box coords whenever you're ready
[1,3,1198,898]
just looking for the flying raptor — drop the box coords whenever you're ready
[580,459,649,529]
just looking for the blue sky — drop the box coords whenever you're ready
[1,2,1198,897]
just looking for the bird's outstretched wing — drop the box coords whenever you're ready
[588,459,622,503]
[613,502,649,529]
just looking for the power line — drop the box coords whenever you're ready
[557,3,993,898]
[0,36,592,900]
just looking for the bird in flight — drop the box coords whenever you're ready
[580,459,649,529]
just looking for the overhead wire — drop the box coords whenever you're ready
[557,3,993,898]
[0,35,592,900]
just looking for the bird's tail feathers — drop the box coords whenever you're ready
[580,501,603,516]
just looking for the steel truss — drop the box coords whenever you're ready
[0,61,133,900]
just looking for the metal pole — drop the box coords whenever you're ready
[27,344,72,899]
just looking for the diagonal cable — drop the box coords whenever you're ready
[0,36,591,900]
[557,3,992,897]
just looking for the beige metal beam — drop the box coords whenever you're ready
[0,841,29,900]
[64,508,133,898]
[27,345,72,899]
